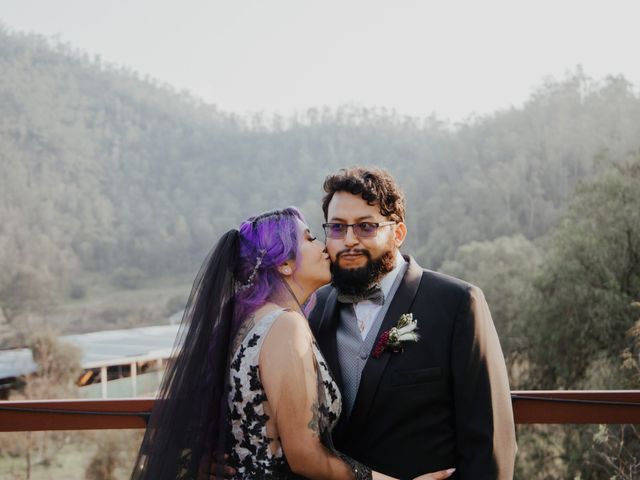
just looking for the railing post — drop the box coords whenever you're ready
[156,358,163,384]
[131,361,137,397]
[101,366,108,399]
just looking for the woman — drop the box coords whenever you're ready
[132,207,454,479]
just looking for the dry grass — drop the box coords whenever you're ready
[0,430,144,480]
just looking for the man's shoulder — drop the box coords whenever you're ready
[415,264,474,295]
[411,262,478,308]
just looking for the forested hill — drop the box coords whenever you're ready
[2,26,640,297]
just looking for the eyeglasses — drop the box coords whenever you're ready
[322,221,396,239]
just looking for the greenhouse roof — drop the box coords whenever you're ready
[0,324,181,380]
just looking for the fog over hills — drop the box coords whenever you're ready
[1,25,640,295]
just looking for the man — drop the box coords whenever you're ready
[309,167,516,479]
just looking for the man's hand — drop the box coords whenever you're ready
[414,468,456,480]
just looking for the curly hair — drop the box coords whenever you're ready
[322,166,406,222]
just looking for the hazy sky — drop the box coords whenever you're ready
[2,0,639,121]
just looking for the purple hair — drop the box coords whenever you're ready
[132,207,308,479]
[233,206,305,324]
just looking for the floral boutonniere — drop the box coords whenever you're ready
[372,313,420,359]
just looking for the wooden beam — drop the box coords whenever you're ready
[2,391,640,432]
[513,390,640,424]
[0,398,152,431]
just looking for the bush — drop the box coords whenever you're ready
[69,283,88,299]
[165,294,188,316]
[85,433,121,480]
[85,430,143,480]
[111,267,146,290]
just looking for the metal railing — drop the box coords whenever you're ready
[1,391,640,432]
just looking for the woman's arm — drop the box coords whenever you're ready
[260,311,394,480]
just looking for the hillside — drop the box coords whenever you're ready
[2,26,640,323]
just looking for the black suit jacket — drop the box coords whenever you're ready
[309,256,516,479]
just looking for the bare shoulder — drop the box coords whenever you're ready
[274,309,306,325]
[270,310,312,337]
[262,310,313,356]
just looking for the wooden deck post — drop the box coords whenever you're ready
[131,361,137,397]
[100,366,108,399]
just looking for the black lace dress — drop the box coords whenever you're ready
[227,308,371,479]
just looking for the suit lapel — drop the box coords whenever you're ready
[314,288,345,393]
[345,256,423,437]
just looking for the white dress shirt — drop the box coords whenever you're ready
[353,250,407,340]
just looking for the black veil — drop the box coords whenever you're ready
[131,230,240,479]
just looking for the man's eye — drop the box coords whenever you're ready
[331,224,345,232]
[358,223,376,232]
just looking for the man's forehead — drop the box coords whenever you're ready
[327,192,381,219]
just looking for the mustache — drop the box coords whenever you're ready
[336,248,371,259]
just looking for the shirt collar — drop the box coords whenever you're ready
[378,250,407,299]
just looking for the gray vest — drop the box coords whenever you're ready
[336,263,407,417]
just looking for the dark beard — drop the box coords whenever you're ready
[331,249,396,296]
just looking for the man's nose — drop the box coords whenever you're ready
[343,225,359,246]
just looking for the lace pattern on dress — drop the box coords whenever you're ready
[228,309,343,478]
[227,308,372,479]
[311,340,372,480]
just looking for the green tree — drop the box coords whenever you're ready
[0,268,54,324]
[518,158,640,480]
[440,234,541,386]
[525,158,640,389]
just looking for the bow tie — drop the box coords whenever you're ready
[337,284,385,305]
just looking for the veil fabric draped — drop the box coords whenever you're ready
[131,230,240,480]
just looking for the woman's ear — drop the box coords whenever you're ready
[278,262,293,276]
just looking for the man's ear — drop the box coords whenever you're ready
[394,222,407,247]
[278,261,293,276]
